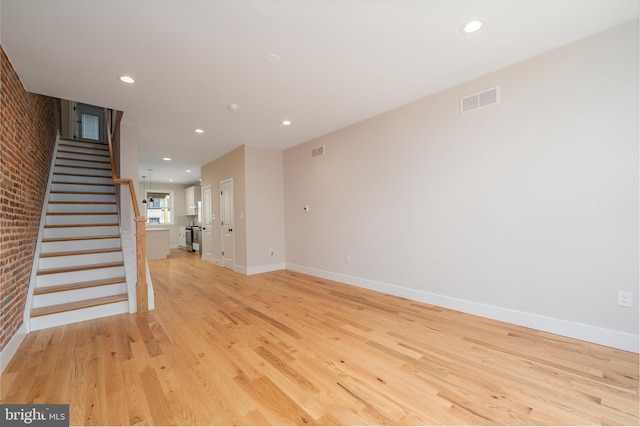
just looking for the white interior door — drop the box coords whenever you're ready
[220,179,234,269]
[201,186,214,263]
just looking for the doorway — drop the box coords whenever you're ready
[220,179,234,269]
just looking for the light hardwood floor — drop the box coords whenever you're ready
[2,249,638,425]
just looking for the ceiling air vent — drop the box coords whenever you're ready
[460,86,500,114]
[311,145,325,158]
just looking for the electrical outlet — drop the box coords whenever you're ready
[618,291,632,308]
[345,255,351,264]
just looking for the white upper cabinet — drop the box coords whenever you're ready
[185,185,201,215]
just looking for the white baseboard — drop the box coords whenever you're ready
[285,263,639,353]
[247,262,286,276]
[205,257,223,267]
[1,323,28,373]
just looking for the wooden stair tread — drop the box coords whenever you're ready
[39,247,122,258]
[34,277,127,295]
[56,156,111,164]
[54,163,111,169]
[53,171,111,178]
[42,234,120,242]
[47,212,117,216]
[48,201,116,205]
[58,146,109,153]
[44,223,118,228]
[31,293,128,318]
[57,148,110,156]
[52,181,114,187]
[37,261,124,276]
[61,138,109,146]
[50,190,115,195]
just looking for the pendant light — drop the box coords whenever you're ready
[148,169,154,203]
[142,174,147,204]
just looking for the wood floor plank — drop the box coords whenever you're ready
[2,248,638,425]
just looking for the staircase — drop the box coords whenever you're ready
[30,138,129,330]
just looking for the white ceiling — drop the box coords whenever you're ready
[1,0,638,185]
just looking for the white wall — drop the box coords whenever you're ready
[245,146,286,273]
[200,146,247,270]
[200,145,286,274]
[283,21,639,351]
[119,122,140,234]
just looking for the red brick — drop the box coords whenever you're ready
[0,45,59,351]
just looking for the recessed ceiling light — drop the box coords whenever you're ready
[462,19,484,34]
[162,157,171,161]
[119,75,135,84]
[228,104,240,112]
[169,179,173,182]
[186,169,192,173]
[266,53,280,63]
[194,128,204,134]
[282,120,292,126]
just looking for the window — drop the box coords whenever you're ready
[81,114,100,140]
[145,191,174,225]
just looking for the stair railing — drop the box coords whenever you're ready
[104,109,148,313]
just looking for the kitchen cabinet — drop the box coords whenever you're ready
[185,185,201,215]
[146,228,170,260]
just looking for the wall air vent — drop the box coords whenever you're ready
[460,86,500,114]
[311,145,325,158]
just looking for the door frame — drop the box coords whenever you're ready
[201,185,215,263]
[220,178,234,270]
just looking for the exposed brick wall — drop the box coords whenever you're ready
[1,45,60,352]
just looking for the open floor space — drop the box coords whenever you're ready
[2,249,638,425]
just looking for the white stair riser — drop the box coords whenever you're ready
[32,283,127,308]
[55,158,111,169]
[51,183,115,193]
[52,174,113,185]
[30,301,129,331]
[41,238,121,253]
[36,266,125,287]
[58,139,109,150]
[54,165,111,176]
[49,193,116,203]
[39,251,123,269]
[59,139,108,148]
[43,225,119,239]
[48,203,117,213]
[58,144,109,156]
[56,151,110,162]
[46,214,118,225]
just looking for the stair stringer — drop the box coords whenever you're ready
[24,133,61,333]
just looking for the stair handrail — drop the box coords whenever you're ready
[104,109,148,313]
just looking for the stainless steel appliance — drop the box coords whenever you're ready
[192,226,201,254]
[185,226,193,252]
[185,226,201,253]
